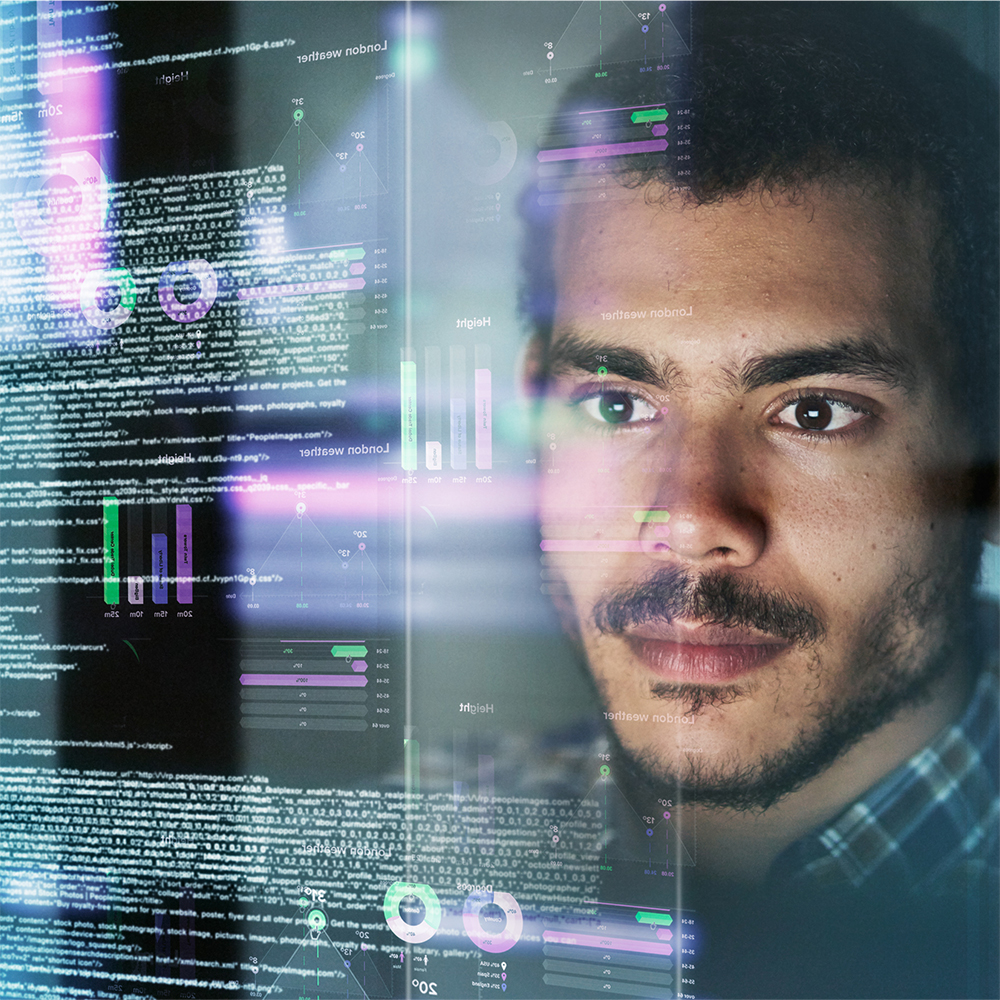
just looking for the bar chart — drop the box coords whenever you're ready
[238,638,377,732]
[542,903,678,998]
[401,343,492,472]
[102,498,194,606]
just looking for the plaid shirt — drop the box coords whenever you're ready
[770,668,999,895]
[406,664,999,898]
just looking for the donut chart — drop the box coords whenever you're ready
[462,889,523,953]
[80,268,137,329]
[12,150,108,255]
[460,120,517,186]
[383,882,441,944]
[158,259,218,323]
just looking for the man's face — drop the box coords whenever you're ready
[536,181,977,809]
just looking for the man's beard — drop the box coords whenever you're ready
[588,561,969,812]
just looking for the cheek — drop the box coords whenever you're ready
[539,441,653,599]
[539,435,661,530]
[768,457,963,617]
[539,464,636,627]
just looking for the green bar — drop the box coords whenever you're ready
[404,739,420,796]
[103,497,119,604]
[401,360,417,471]
[329,247,366,261]
[631,109,668,123]
[331,645,368,659]
[636,911,673,926]
[633,509,670,523]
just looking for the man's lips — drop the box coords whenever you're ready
[623,620,791,682]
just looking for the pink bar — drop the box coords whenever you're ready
[656,928,673,941]
[542,931,672,956]
[537,139,668,163]
[239,674,368,687]
[474,368,492,470]
[237,277,365,300]
[652,123,668,137]
[349,262,366,275]
[351,660,368,673]
[540,540,645,552]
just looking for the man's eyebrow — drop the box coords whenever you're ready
[735,340,917,393]
[545,332,666,387]
[544,332,917,394]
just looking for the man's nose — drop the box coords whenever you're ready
[637,434,766,568]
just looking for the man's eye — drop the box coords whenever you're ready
[580,390,658,425]
[775,396,866,432]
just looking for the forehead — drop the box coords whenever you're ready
[551,181,940,367]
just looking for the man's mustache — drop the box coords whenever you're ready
[593,564,825,645]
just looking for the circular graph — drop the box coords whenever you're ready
[460,120,518,186]
[462,890,523,953]
[306,907,327,932]
[12,150,108,256]
[383,882,441,944]
[158,259,218,323]
[80,268,137,329]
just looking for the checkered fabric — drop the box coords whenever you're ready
[771,669,999,894]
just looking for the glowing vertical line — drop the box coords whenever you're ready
[403,6,415,998]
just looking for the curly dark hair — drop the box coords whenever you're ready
[520,2,999,467]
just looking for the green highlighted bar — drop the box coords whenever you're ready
[331,645,368,659]
[329,247,366,262]
[103,497,119,604]
[404,740,420,796]
[633,509,670,523]
[401,359,417,471]
[631,108,668,124]
[636,911,673,926]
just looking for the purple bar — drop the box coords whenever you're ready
[652,123,668,137]
[656,927,673,941]
[151,533,168,604]
[537,139,668,163]
[349,262,365,275]
[542,931,672,956]
[237,277,366,300]
[175,504,192,604]
[351,660,368,673]
[540,540,645,552]
[239,673,368,687]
